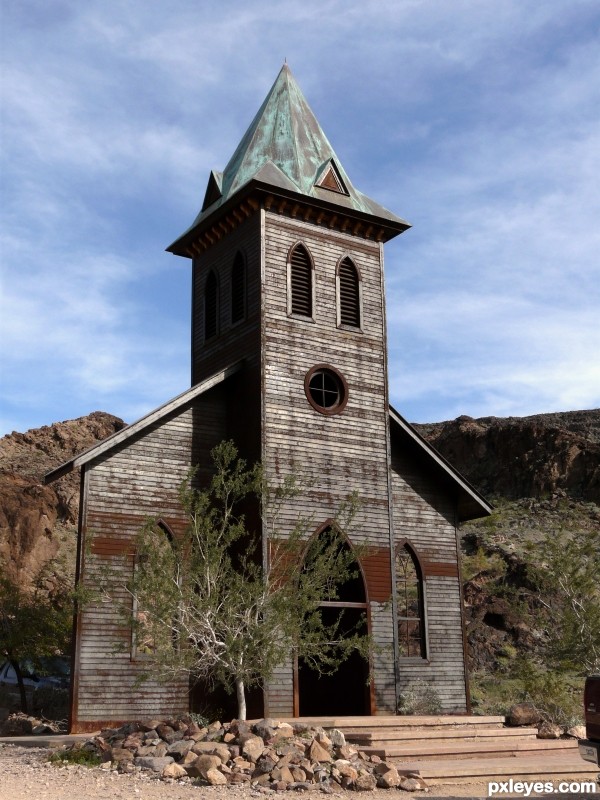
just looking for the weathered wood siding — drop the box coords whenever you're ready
[73,388,228,729]
[390,435,468,713]
[261,210,396,715]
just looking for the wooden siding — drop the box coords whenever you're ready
[261,211,396,713]
[391,439,468,713]
[192,213,261,387]
[73,388,228,727]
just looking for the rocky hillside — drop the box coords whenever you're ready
[0,412,125,587]
[414,409,600,678]
[414,409,600,503]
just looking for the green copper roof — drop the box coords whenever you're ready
[169,65,408,249]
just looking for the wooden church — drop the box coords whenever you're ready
[46,66,490,732]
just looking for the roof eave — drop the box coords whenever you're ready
[167,180,410,258]
[44,362,244,484]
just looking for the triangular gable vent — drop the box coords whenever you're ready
[201,170,223,211]
[316,161,348,195]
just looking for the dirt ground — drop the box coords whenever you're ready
[0,743,497,799]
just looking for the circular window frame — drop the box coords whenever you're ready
[304,364,348,416]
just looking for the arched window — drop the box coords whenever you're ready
[231,252,246,324]
[337,257,360,328]
[395,543,426,658]
[204,270,218,340]
[289,244,313,317]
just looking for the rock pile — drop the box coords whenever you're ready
[0,712,61,736]
[69,716,427,792]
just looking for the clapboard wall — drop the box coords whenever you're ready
[72,387,228,730]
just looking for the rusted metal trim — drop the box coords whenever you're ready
[303,363,349,416]
[69,465,88,733]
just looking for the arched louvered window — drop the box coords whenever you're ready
[289,244,313,317]
[231,252,246,324]
[204,270,218,340]
[395,543,426,658]
[338,257,360,328]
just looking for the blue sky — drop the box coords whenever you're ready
[1,0,599,436]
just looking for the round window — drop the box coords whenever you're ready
[304,365,348,415]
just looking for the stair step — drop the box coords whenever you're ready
[382,738,577,760]
[283,715,506,730]
[348,726,540,743]
[396,752,600,782]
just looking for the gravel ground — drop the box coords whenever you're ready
[0,743,494,799]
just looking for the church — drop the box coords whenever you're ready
[46,65,490,732]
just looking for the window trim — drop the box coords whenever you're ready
[336,255,363,331]
[304,364,348,416]
[395,539,428,660]
[287,241,315,322]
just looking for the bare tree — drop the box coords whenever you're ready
[123,441,368,719]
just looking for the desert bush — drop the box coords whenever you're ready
[514,659,583,728]
[397,679,442,715]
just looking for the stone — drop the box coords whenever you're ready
[166,738,195,758]
[333,760,358,781]
[315,732,332,750]
[537,721,561,739]
[162,762,187,779]
[291,766,307,782]
[191,740,230,762]
[185,754,222,778]
[308,740,332,763]
[253,718,277,740]
[336,744,358,760]
[566,725,586,739]
[134,756,174,772]
[243,734,266,761]
[255,755,277,774]
[233,757,254,770]
[273,723,294,742]
[399,776,427,791]
[32,724,54,735]
[327,729,346,747]
[376,766,401,788]
[354,773,377,791]
[0,714,33,736]
[224,732,235,743]
[507,703,542,726]
[206,767,228,785]
[181,750,198,766]
[155,723,175,741]
[154,742,168,757]
[110,747,134,764]
[230,772,251,783]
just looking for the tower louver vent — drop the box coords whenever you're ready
[339,258,360,327]
[290,245,312,317]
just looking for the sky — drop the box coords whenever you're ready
[1,0,599,436]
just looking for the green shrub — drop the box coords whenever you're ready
[49,747,102,768]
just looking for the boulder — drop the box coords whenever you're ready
[243,734,266,761]
[566,725,586,739]
[507,703,542,726]
[166,738,194,758]
[354,773,377,791]
[162,762,187,779]
[134,756,174,772]
[0,714,34,736]
[308,740,332,763]
[206,767,228,785]
[327,728,346,747]
[187,753,222,777]
[191,740,230,762]
[376,766,401,788]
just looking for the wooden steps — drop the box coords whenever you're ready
[282,715,599,786]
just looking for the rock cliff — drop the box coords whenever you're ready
[0,412,125,586]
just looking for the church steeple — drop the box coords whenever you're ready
[168,65,409,255]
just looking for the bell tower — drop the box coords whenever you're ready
[168,65,411,715]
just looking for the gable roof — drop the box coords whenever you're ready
[389,406,492,522]
[168,65,409,253]
[44,362,242,484]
